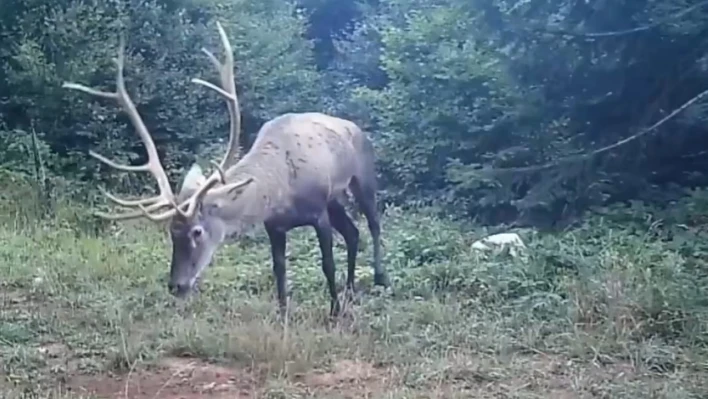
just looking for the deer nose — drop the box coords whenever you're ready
[168,282,189,297]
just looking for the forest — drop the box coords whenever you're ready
[1,0,708,397]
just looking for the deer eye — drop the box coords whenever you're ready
[190,226,204,240]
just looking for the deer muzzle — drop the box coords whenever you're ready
[167,281,192,298]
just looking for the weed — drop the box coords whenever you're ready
[1,190,707,398]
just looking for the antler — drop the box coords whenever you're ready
[192,21,242,171]
[177,20,252,216]
[64,22,250,222]
[63,37,180,221]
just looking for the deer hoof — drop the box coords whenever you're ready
[330,299,342,318]
[373,272,390,287]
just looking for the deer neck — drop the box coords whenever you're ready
[205,155,287,237]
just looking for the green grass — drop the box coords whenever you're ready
[1,194,708,398]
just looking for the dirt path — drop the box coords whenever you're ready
[67,357,258,398]
[65,357,394,399]
[60,353,646,399]
[3,288,686,398]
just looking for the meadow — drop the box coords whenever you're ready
[1,182,708,398]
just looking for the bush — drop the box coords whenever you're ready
[1,0,324,190]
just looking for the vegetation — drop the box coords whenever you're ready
[1,0,708,397]
[2,183,708,397]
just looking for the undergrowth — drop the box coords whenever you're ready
[1,179,708,398]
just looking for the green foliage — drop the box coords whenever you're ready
[327,0,708,224]
[1,187,707,396]
[2,0,708,396]
[340,0,526,209]
[3,0,708,226]
[1,0,322,194]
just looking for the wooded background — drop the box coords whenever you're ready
[2,0,707,229]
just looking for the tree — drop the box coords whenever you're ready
[1,0,323,192]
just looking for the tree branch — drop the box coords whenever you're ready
[517,0,708,40]
[485,88,708,176]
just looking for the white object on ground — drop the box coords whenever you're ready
[471,232,527,259]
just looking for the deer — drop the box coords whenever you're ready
[62,21,390,317]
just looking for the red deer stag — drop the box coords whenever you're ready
[62,22,390,317]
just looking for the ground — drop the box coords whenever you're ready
[33,348,646,398]
[0,292,667,399]
[1,206,707,398]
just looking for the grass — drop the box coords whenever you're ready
[1,189,708,398]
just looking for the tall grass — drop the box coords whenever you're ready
[1,177,707,398]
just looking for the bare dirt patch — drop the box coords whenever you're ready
[66,357,260,399]
[64,357,397,399]
[296,359,394,398]
[58,352,648,399]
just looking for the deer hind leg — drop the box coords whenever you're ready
[350,176,390,288]
[313,212,342,317]
[327,200,360,293]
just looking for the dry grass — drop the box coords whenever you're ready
[1,201,707,398]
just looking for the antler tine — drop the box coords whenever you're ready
[63,36,179,221]
[111,37,176,201]
[192,21,242,170]
[98,186,162,207]
[159,21,246,221]
[94,200,176,221]
[209,160,227,183]
[177,175,254,219]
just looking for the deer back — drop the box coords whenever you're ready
[240,112,369,201]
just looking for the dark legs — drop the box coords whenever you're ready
[327,201,360,291]
[265,213,342,319]
[350,178,390,287]
[313,212,341,317]
[265,175,387,319]
[265,225,288,318]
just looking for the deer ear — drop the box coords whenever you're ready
[179,163,206,196]
[210,177,254,209]
[226,177,254,200]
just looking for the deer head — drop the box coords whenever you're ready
[63,22,252,297]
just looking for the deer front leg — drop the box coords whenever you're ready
[265,225,288,319]
[313,213,341,317]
